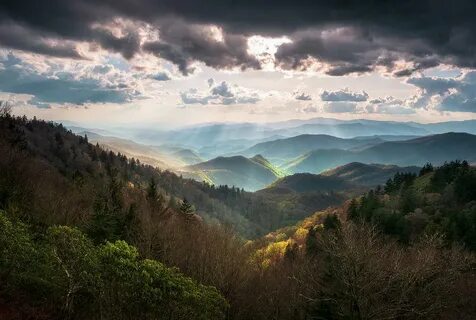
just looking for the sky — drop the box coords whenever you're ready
[1,0,476,127]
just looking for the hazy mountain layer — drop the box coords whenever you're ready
[284,132,476,174]
[239,134,384,163]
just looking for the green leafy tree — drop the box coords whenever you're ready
[95,240,228,320]
[0,212,57,304]
[0,211,36,287]
[47,226,97,318]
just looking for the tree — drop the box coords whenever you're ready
[347,198,359,220]
[95,240,228,320]
[305,226,318,257]
[180,198,195,215]
[47,226,97,318]
[399,187,418,214]
[419,162,434,176]
[0,211,37,287]
[88,174,125,243]
[146,177,158,201]
[306,224,470,320]
[323,214,341,231]
[0,101,12,118]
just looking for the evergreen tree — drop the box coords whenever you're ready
[323,214,341,231]
[419,162,434,176]
[179,198,195,215]
[284,242,298,262]
[146,177,158,201]
[305,226,318,257]
[347,198,359,221]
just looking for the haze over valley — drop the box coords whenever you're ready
[68,118,476,191]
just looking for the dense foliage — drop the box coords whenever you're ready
[0,111,346,238]
[348,160,476,249]
[0,212,227,319]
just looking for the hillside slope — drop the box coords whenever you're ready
[182,155,283,191]
[5,115,359,237]
[264,173,357,194]
[85,132,203,168]
[285,133,476,173]
[240,134,382,163]
[254,173,364,224]
[321,162,420,186]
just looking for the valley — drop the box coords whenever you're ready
[70,118,476,192]
[2,109,476,320]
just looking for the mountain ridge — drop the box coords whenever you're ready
[284,132,476,174]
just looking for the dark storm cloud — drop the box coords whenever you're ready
[91,28,141,60]
[0,22,83,59]
[143,20,260,74]
[1,0,476,75]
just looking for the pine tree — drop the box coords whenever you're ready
[179,198,194,215]
[146,177,158,201]
[419,162,434,176]
[347,198,359,221]
[284,243,298,262]
[305,226,318,257]
[324,214,341,230]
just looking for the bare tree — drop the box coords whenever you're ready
[0,101,12,117]
[300,224,473,320]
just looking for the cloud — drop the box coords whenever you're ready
[0,22,83,59]
[0,52,143,106]
[407,72,476,112]
[272,25,467,76]
[1,1,476,75]
[151,72,171,81]
[301,105,318,113]
[294,92,312,101]
[320,88,368,102]
[144,20,261,74]
[180,79,261,105]
[365,97,416,114]
[322,102,358,113]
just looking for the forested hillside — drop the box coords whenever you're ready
[347,161,476,248]
[181,154,283,191]
[1,109,476,320]
[1,112,339,238]
[321,162,421,186]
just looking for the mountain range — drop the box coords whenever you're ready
[67,119,476,192]
[284,132,476,174]
[66,118,476,151]
[239,134,395,163]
